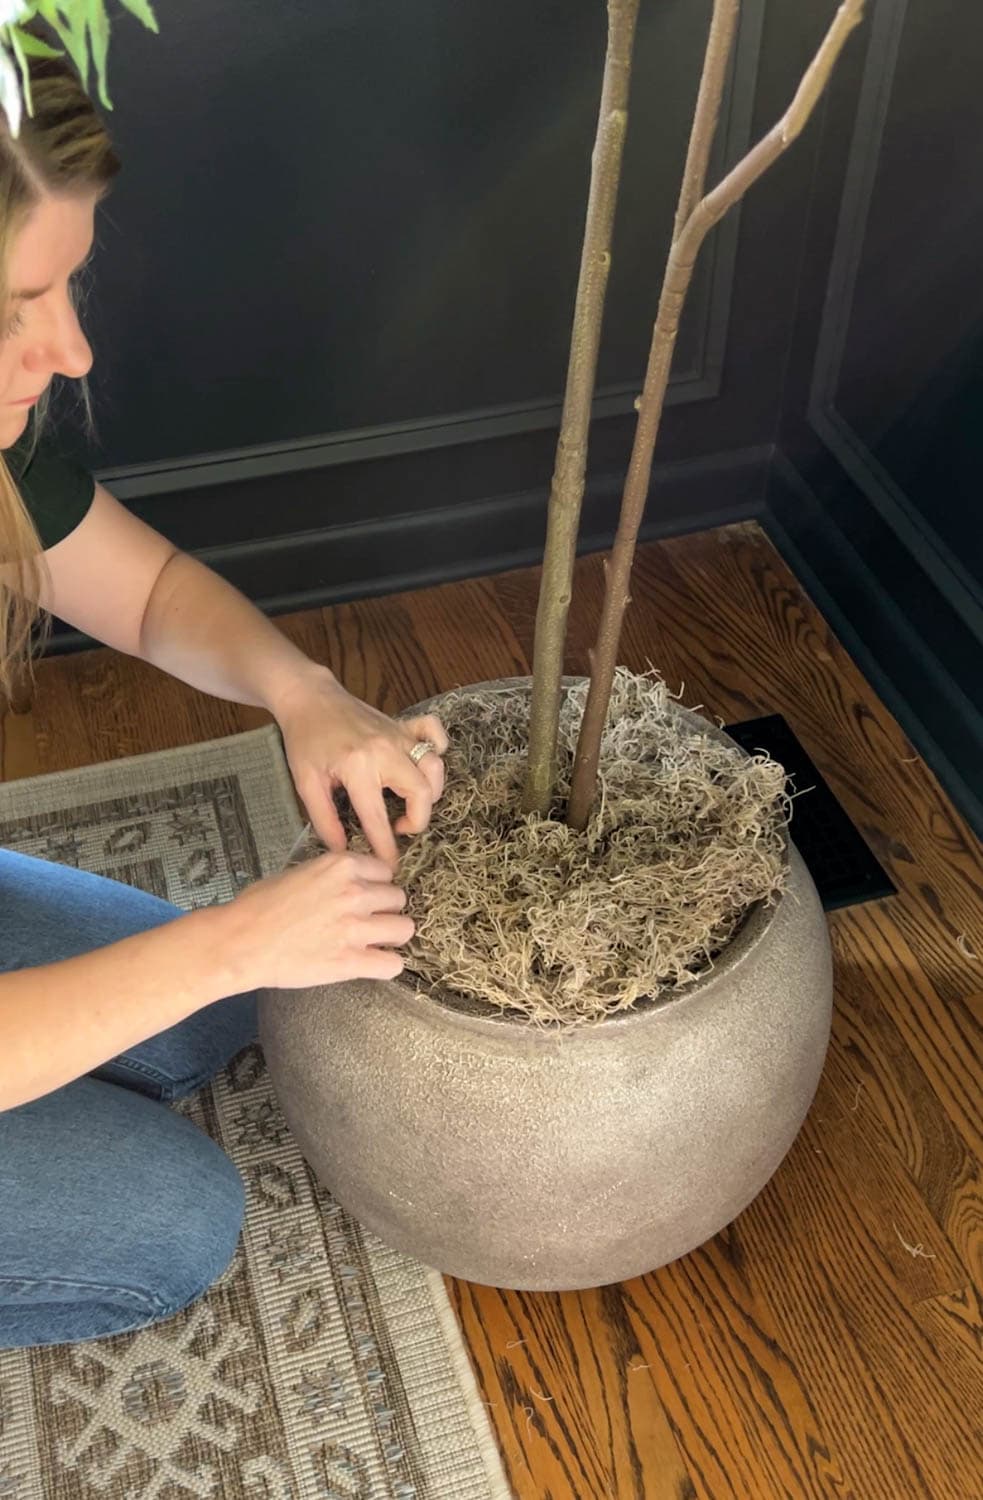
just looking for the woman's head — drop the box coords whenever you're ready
[0,49,119,697]
[0,54,120,450]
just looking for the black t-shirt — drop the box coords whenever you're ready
[4,431,96,550]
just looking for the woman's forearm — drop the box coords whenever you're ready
[0,903,243,1112]
[137,550,334,717]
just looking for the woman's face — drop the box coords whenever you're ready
[0,190,97,450]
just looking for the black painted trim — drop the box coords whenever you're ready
[46,434,983,846]
[94,379,713,502]
[48,443,771,651]
[804,0,983,647]
[764,453,983,839]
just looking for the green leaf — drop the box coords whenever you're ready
[0,37,23,136]
[10,0,159,113]
[84,0,110,108]
[11,28,63,58]
[6,24,33,117]
[46,7,89,89]
[117,0,158,34]
[32,2,67,29]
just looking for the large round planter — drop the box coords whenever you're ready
[260,684,832,1290]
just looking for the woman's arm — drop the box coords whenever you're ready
[0,849,411,1112]
[0,903,235,1111]
[37,485,448,866]
[37,482,333,711]
[0,494,425,1112]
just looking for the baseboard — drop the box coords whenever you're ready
[47,443,770,652]
[764,453,983,838]
[94,377,718,503]
[43,438,983,845]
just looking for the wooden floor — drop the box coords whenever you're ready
[3,522,981,1499]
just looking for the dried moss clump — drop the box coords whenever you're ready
[308,671,789,1027]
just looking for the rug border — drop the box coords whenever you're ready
[424,1269,515,1499]
[0,723,293,804]
[0,724,515,1499]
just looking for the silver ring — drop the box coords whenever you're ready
[408,740,436,766]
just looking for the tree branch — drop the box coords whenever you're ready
[672,0,741,244]
[566,0,864,831]
[522,0,641,816]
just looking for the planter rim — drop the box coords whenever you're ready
[389,675,791,1041]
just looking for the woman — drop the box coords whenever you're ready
[0,56,447,1349]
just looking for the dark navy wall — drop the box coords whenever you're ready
[51,0,824,558]
[771,0,983,833]
[43,0,983,832]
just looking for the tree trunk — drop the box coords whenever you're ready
[522,0,640,816]
[566,0,865,831]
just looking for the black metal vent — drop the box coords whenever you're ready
[723,714,896,911]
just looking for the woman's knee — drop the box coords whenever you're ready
[61,1127,244,1332]
[137,1125,245,1315]
[0,1083,245,1347]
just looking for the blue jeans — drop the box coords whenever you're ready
[0,849,257,1350]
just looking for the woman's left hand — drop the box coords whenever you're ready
[273,667,448,869]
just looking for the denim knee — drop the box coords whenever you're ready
[0,1077,246,1350]
[148,1133,246,1316]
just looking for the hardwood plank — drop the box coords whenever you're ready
[829,906,982,1285]
[616,1239,857,1499]
[0,701,40,780]
[736,1143,980,1498]
[3,524,981,1497]
[625,532,983,1006]
[25,648,240,771]
[799,1039,965,1300]
[447,1278,694,1500]
[912,1283,983,1415]
[319,595,439,716]
[401,575,530,692]
[715,1039,977,1496]
[738,1182,978,1500]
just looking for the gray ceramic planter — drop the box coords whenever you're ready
[260,685,833,1290]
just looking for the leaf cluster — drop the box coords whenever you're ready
[1,0,157,134]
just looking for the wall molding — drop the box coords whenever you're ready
[52,423,983,841]
[765,451,983,837]
[96,378,715,501]
[806,0,983,646]
[50,443,770,649]
[96,0,766,507]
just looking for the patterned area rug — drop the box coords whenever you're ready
[0,727,511,1500]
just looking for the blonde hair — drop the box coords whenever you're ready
[0,51,119,702]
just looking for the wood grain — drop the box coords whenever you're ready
[4,523,981,1498]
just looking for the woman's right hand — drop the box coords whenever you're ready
[0,849,413,1112]
[221,851,413,990]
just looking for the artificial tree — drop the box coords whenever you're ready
[524,0,865,829]
[262,1,862,1291]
